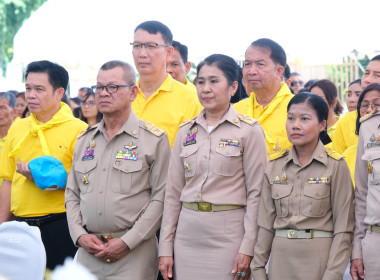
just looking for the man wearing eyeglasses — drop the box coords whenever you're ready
[286,72,304,94]
[65,60,171,280]
[131,21,202,148]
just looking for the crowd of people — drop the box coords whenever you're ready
[0,19,379,280]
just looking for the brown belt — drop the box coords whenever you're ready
[182,202,244,212]
[368,225,380,234]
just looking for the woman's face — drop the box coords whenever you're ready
[16,96,27,118]
[359,90,380,117]
[196,64,237,114]
[286,102,326,150]
[310,86,336,113]
[346,83,361,112]
[81,95,98,119]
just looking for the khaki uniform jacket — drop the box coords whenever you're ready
[253,141,354,280]
[159,106,267,257]
[353,111,380,259]
[65,112,171,250]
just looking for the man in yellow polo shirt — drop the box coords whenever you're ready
[0,92,18,190]
[131,21,202,147]
[234,38,293,156]
[166,40,196,91]
[0,60,87,269]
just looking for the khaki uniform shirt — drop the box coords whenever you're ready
[353,112,380,259]
[65,112,171,250]
[159,106,267,257]
[253,141,354,279]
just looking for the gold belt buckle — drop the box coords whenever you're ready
[198,202,212,212]
[287,229,297,239]
[100,234,113,243]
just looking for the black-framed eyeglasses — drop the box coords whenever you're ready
[290,81,304,87]
[91,84,134,94]
[130,42,169,51]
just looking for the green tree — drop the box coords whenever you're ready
[0,0,48,76]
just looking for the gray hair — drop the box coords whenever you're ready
[0,92,17,108]
[99,60,136,85]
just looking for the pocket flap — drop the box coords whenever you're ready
[362,148,380,161]
[271,184,293,199]
[304,184,330,199]
[74,160,97,173]
[215,146,241,157]
[180,145,198,158]
[113,160,143,173]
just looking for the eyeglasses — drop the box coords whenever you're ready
[359,98,380,112]
[91,84,134,94]
[81,101,95,107]
[290,81,304,87]
[130,42,169,51]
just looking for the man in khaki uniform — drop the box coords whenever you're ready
[65,60,171,280]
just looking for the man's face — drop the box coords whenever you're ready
[95,67,137,115]
[166,49,189,84]
[25,72,63,119]
[243,46,283,93]
[0,98,16,128]
[288,75,304,94]
[362,60,380,89]
[132,29,172,76]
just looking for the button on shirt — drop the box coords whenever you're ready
[159,106,267,257]
[65,112,171,250]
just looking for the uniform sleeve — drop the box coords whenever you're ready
[121,134,171,250]
[352,127,368,260]
[159,130,186,257]
[238,123,267,256]
[65,139,88,245]
[331,118,347,155]
[251,172,276,280]
[322,159,355,280]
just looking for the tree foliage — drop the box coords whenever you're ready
[0,0,48,76]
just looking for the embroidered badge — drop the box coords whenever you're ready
[82,148,95,161]
[184,127,198,146]
[116,150,138,161]
[124,142,137,151]
[367,161,373,174]
[308,177,329,184]
[367,133,380,148]
[219,139,239,148]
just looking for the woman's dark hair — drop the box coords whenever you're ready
[355,83,380,135]
[80,91,103,124]
[349,79,361,87]
[287,92,331,145]
[196,54,247,103]
[309,79,343,116]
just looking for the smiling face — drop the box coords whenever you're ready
[196,64,237,115]
[286,102,326,150]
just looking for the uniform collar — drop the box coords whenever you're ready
[284,140,328,168]
[97,111,140,139]
[195,105,242,130]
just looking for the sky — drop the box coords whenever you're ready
[2,0,380,94]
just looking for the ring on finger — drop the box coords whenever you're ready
[106,258,111,263]
[237,271,246,277]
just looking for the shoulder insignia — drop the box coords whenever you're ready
[325,147,344,160]
[237,113,256,125]
[179,118,196,128]
[145,121,165,137]
[76,125,95,139]
[360,109,376,123]
[269,150,288,161]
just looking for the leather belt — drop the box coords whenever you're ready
[368,225,380,234]
[276,229,333,239]
[182,202,244,212]
[13,212,66,227]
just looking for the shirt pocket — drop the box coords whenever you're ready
[180,145,198,178]
[362,148,380,185]
[302,183,331,217]
[271,184,293,217]
[74,160,97,194]
[112,160,143,194]
[213,146,241,176]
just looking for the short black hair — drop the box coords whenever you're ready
[283,64,291,80]
[134,21,173,45]
[172,41,188,63]
[250,38,286,67]
[349,79,361,87]
[25,60,69,91]
[371,55,380,62]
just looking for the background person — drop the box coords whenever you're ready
[346,79,362,112]
[79,91,102,126]
[15,91,26,119]
[252,92,354,280]
[159,54,267,280]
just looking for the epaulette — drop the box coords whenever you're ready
[325,147,344,160]
[360,109,377,123]
[76,125,96,139]
[269,150,288,161]
[179,118,196,128]
[237,113,256,125]
[145,121,165,137]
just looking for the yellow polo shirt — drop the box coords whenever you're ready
[0,103,87,217]
[332,110,358,186]
[234,82,293,156]
[185,78,197,92]
[132,74,202,147]
[0,136,5,190]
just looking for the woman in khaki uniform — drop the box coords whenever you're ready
[158,54,267,280]
[252,93,354,280]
